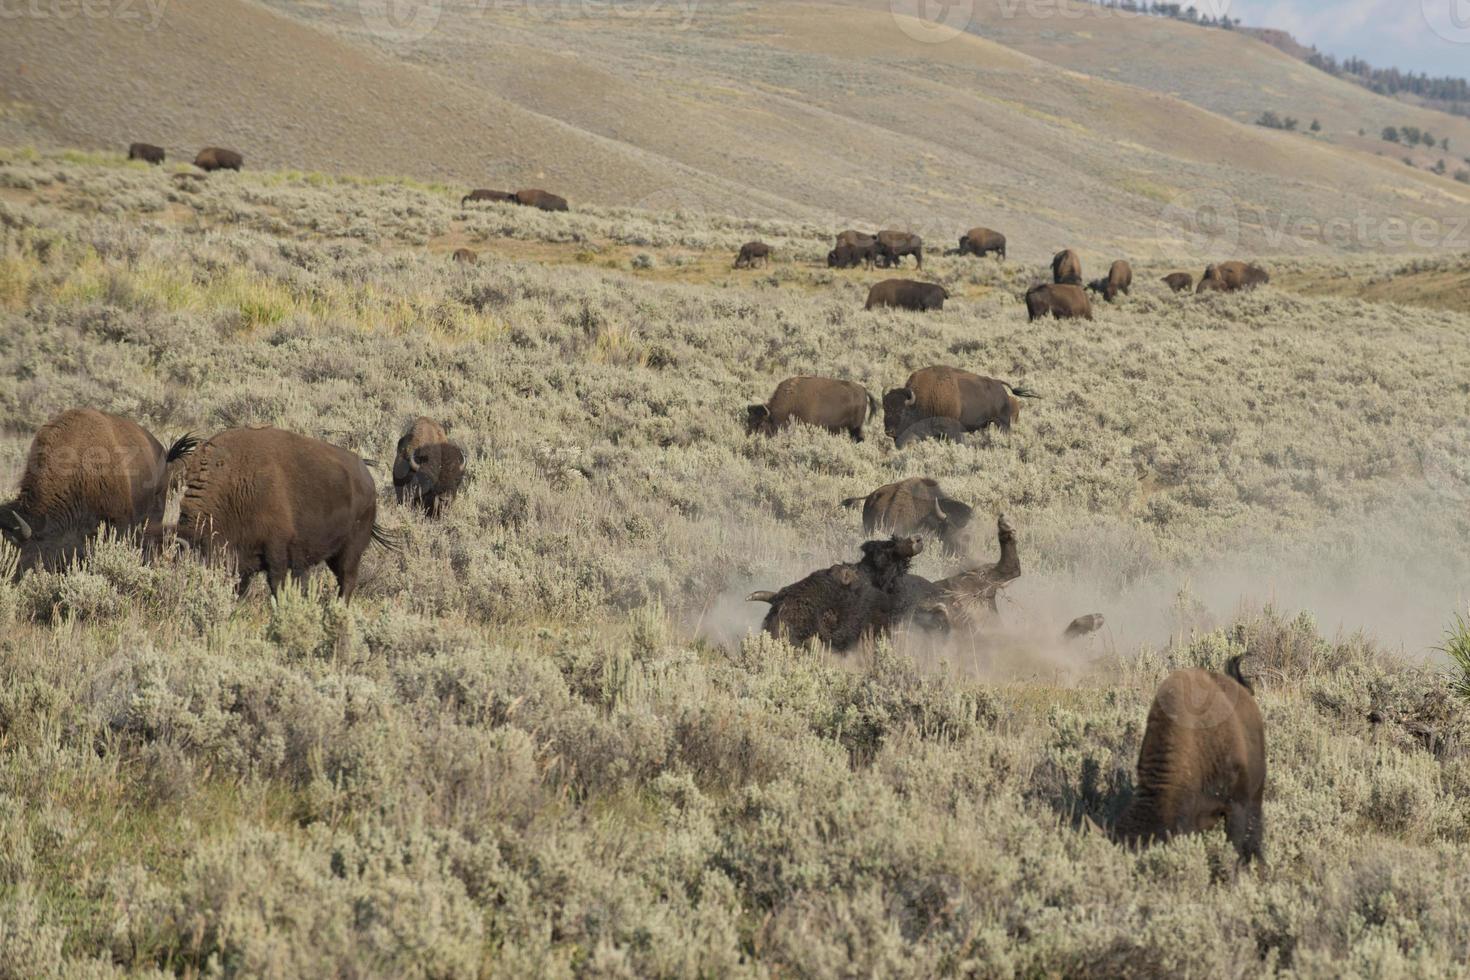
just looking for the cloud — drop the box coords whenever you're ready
[1227,0,1468,76]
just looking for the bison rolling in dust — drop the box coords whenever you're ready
[1161,272,1194,293]
[0,409,196,575]
[747,376,877,441]
[865,279,948,312]
[1026,283,1093,322]
[393,417,466,517]
[957,227,1006,260]
[128,142,165,165]
[883,365,1038,437]
[177,426,393,601]
[462,189,515,207]
[1052,248,1083,285]
[734,241,772,268]
[194,147,243,172]
[451,248,478,264]
[842,477,973,553]
[1115,656,1266,864]
[515,189,569,212]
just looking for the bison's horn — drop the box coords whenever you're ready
[408,453,421,473]
[903,390,916,407]
[932,498,947,522]
[747,590,776,603]
[2,511,31,542]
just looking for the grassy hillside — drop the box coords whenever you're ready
[1,151,1469,973]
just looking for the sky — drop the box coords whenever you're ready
[1225,0,1470,78]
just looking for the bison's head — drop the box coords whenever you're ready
[745,404,774,436]
[857,535,924,590]
[881,387,918,438]
[826,249,839,268]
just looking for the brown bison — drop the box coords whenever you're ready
[958,227,1006,260]
[194,147,243,172]
[894,416,967,449]
[828,242,878,269]
[1052,248,1083,285]
[875,230,923,269]
[1115,656,1266,864]
[900,514,1021,633]
[865,279,948,312]
[1162,272,1194,293]
[747,376,877,441]
[734,241,772,268]
[393,417,465,517]
[883,366,1038,437]
[515,189,568,212]
[1025,283,1093,322]
[451,248,477,264]
[0,409,196,574]
[1199,261,1269,292]
[748,536,924,651]
[462,189,515,207]
[1086,260,1132,302]
[128,142,165,165]
[842,477,973,553]
[1062,613,1105,641]
[834,229,876,249]
[177,427,392,600]
[1195,275,1230,295]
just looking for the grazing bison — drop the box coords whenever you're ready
[747,376,877,441]
[193,147,243,172]
[1062,613,1105,641]
[734,241,772,268]
[1115,656,1266,864]
[1052,249,1083,285]
[958,227,1006,260]
[834,229,876,249]
[462,189,515,207]
[865,279,948,312]
[875,230,923,268]
[748,536,924,650]
[828,242,878,269]
[1199,261,1269,292]
[894,416,967,449]
[842,477,973,553]
[0,409,196,574]
[451,248,477,264]
[1025,283,1093,322]
[128,142,165,165]
[393,417,465,517]
[883,366,1038,437]
[1195,275,1230,295]
[1162,272,1194,293]
[1087,260,1132,302]
[177,427,392,601]
[515,189,568,212]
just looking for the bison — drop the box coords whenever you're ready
[958,227,1006,260]
[1195,275,1230,295]
[1115,656,1266,864]
[1026,283,1093,322]
[177,426,392,601]
[747,376,877,441]
[1199,261,1269,292]
[898,515,1021,633]
[842,477,973,553]
[865,279,948,312]
[734,241,772,268]
[462,189,515,207]
[834,229,876,249]
[128,142,165,165]
[194,147,243,172]
[894,416,967,449]
[1162,272,1194,293]
[451,248,478,264]
[875,230,923,269]
[393,418,466,517]
[515,189,568,212]
[828,242,878,269]
[1052,248,1083,285]
[883,366,1038,438]
[0,409,196,574]
[1062,613,1106,641]
[1086,260,1132,302]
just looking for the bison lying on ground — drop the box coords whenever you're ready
[0,409,196,575]
[451,248,477,264]
[1086,260,1132,302]
[865,279,948,311]
[747,376,877,441]
[462,189,515,207]
[1052,248,1083,285]
[393,417,465,517]
[894,416,967,448]
[875,230,923,269]
[128,142,165,165]
[734,241,772,268]
[842,477,973,553]
[883,365,1038,437]
[1162,272,1194,293]
[1115,656,1266,864]
[898,515,1021,633]
[515,189,568,212]
[958,227,1006,260]
[177,426,392,601]
[1062,613,1106,641]
[828,242,877,269]
[194,147,243,172]
[1026,283,1093,321]
[1198,261,1269,292]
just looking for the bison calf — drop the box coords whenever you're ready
[747,376,877,441]
[194,147,243,172]
[1115,656,1266,864]
[828,243,877,269]
[1026,283,1092,322]
[1086,260,1132,302]
[865,279,948,312]
[128,142,165,165]
[393,417,466,517]
[1161,272,1194,293]
[734,241,772,268]
[895,416,967,449]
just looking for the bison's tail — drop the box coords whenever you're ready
[166,433,200,463]
[747,591,777,604]
[371,522,403,553]
[1225,654,1253,694]
[1003,381,1041,400]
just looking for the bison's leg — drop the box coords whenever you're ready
[329,537,370,603]
[848,425,864,443]
[1228,796,1265,864]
